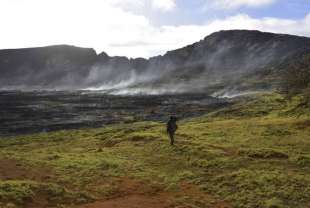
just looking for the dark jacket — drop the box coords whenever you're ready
[167,119,177,133]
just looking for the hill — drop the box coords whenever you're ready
[1,30,310,94]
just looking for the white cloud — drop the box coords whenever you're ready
[151,0,176,11]
[205,13,310,36]
[0,0,309,58]
[0,0,151,56]
[105,13,310,58]
[208,0,276,10]
[106,0,176,12]
[106,0,145,10]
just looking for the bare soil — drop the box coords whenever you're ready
[79,178,231,208]
[0,158,53,182]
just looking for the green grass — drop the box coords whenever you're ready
[0,92,309,207]
[0,180,93,206]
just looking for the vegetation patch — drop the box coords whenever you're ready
[203,169,310,208]
[238,148,289,159]
[296,155,310,167]
[0,180,94,207]
[125,132,159,142]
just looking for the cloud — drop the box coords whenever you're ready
[0,0,151,55]
[106,13,310,58]
[205,13,310,36]
[208,0,277,10]
[106,0,176,12]
[151,0,176,11]
[106,0,145,11]
[0,0,309,58]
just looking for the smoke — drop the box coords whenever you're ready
[83,69,166,94]
[110,87,186,96]
[85,70,138,91]
[2,30,306,95]
[211,89,263,98]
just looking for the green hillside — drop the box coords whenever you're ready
[0,92,309,208]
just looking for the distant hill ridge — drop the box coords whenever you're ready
[0,30,310,93]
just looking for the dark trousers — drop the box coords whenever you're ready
[168,131,175,145]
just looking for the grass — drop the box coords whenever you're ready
[0,92,309,207]
[0,180,93,206]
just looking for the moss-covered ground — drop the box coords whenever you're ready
[0,93,309,208]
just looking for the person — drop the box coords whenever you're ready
[167,116,178,145]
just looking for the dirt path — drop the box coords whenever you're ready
[0,159,231,208]
[79,178,172,208]
[0,158,53,181]
[81,195,171,208]
[78,178,231,208]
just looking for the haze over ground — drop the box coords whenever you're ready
[1,30,309,93]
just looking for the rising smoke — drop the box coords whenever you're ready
[1,30,309,97]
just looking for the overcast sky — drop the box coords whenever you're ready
[1,0,310,58]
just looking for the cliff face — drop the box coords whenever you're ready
[131,30,310,94]
[1,30,310,93]
[150,30,310,76]
[0,45,97,89]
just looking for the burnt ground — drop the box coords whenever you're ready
[0,91,229,136]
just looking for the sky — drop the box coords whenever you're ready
[0,0,310,58]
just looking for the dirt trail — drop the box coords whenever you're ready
[0,159,231,208]
[79,178,231,208]
[81,195,170,208]
[80,178,171,208]
[0,158,53,181]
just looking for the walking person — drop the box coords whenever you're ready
[167,116,178,145]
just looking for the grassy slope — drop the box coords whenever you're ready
[0,93,309,208]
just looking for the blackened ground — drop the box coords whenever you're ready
[0,91,229,136]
